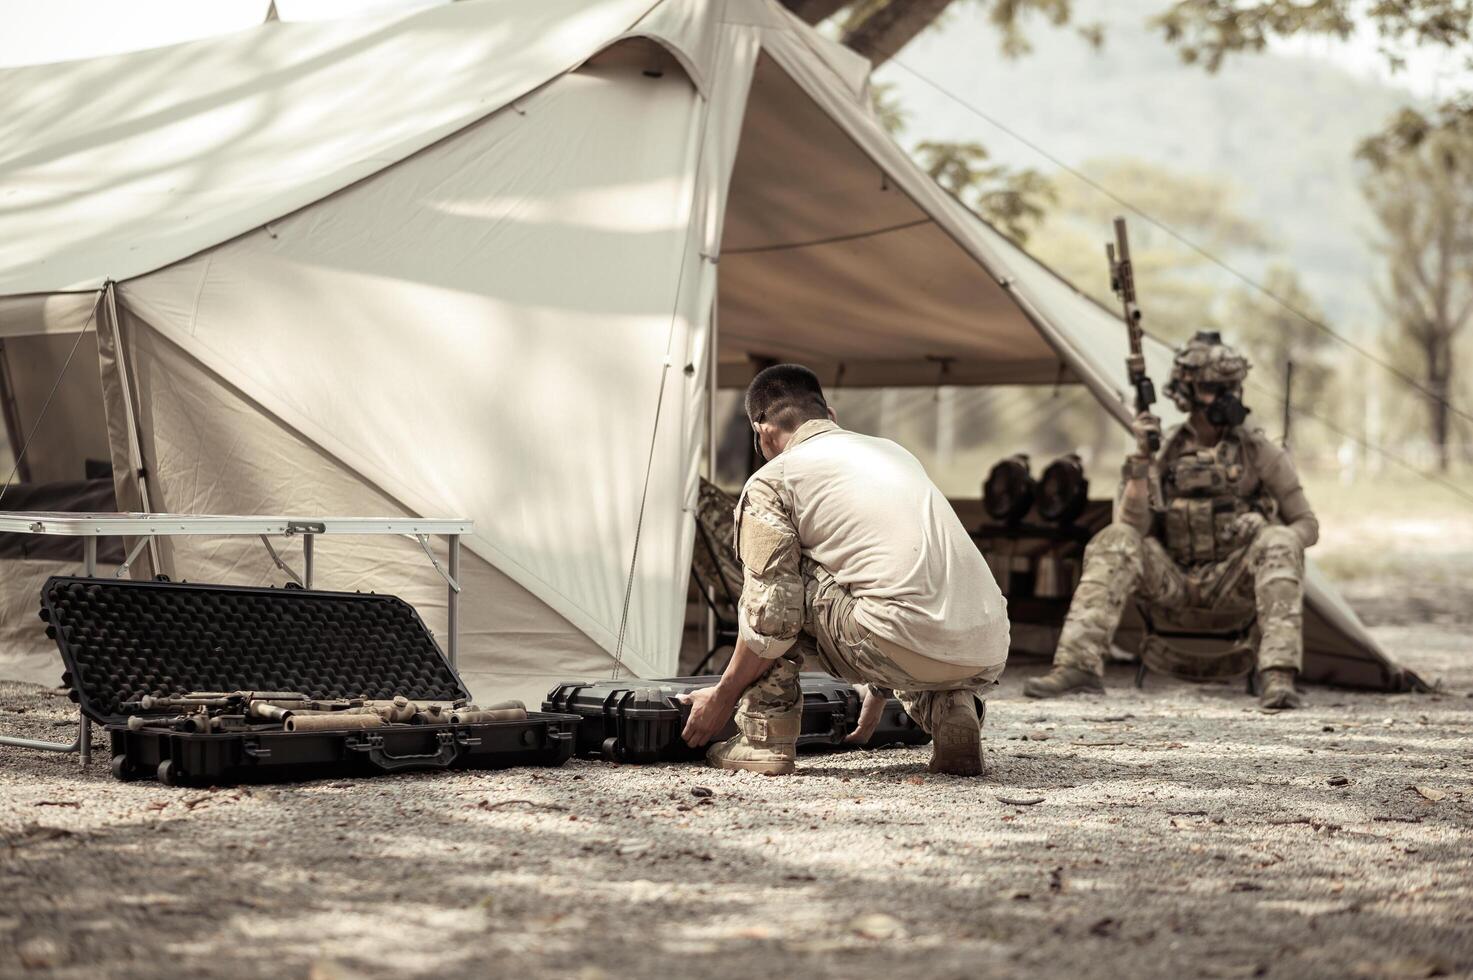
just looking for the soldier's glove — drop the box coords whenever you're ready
[1130,411,1162,458]
[1230,511,1268,545]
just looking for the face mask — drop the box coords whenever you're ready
[1204,390,1250,428]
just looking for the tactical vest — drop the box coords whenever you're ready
[1159,434,1267,565]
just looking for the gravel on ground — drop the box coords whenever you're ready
[2,590,1470,980]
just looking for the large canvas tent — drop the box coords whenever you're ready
[0,0,1416,700]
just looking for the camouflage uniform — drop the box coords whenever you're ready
[1051,335,1318,682]
[734,477,1004,741]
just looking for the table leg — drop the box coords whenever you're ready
[448,535,460,670]
[303,533,315,590]
[83,538,98,764]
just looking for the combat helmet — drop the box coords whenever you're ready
[1163,330,1250,412]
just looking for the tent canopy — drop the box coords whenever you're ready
[0,0,1410,697]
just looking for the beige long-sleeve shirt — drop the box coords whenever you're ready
[734,419,1010,668]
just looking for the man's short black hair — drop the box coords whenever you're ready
[745,363,829,431]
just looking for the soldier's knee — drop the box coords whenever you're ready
[1248,525,1304,570]
[1085,523,1143,562]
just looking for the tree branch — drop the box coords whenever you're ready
[841,0,954,66]
[779,0,853,25]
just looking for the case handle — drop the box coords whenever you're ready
[349,732,459,772]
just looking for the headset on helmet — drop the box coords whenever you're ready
[1163,331,1251,425]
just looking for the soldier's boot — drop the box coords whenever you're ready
[927,694,985,776]
[705,707,798,775]
[1258,668,1302,709]
[1022,666,1105,699]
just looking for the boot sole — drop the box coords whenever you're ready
[928,721,985,776]
[707,755,796,775]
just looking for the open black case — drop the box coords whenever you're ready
[39,576,578,786]
[543,673,930,763]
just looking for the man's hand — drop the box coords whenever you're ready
[843,686,887,745]
[679,685,737,747]
[1230,511,1268,544]
[1131,411,1162,457]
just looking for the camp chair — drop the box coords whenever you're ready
[1134,601,1261,693]
[689,478,743,674]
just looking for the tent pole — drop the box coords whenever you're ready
[103,283,162,575]
[1282,359,1294,449]
[0,340,32,484]
[705,303,719,660]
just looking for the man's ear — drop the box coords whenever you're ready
[755,421,778,459]
[827,405,837,423]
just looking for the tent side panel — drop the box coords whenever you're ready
[3,332,111,484]
[118,314,615,704]
[0,560,76,686]
[120,57,709,679]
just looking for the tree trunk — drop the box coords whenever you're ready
[1427,336,1453,472]
[778,0,853,26]
[841,0,956,66]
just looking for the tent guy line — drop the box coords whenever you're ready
[723,217,934,255]
[887,56,1473,433]
[1241,375,1473,508]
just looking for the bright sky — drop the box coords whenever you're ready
[1269,21,1472,100]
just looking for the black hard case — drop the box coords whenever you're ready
[543,673,929,763]
[39,576,577,786]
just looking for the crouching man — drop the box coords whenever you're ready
[1023,332,1318,708]
[681,364,1010,775]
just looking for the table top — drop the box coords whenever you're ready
[0,512,473,537]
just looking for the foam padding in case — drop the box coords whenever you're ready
[40,576,468,725]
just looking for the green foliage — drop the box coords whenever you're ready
[1152,1,1356,69]
[1358,100,1473,170]
[1148,2,1473,154]
[869,80,911,135]
[914,140,1057,243]
[984,0,1076,57]
[1149,1,1472,70]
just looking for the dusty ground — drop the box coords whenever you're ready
[2,595,1469,980]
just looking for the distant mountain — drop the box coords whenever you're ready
[877,0,1425,334]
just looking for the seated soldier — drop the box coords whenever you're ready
[680,364,1010,775]
[1023,332,1318,709]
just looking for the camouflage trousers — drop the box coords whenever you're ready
[738,559,1005,739]
[1053,522,1305,677]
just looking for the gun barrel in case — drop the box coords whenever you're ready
[543,673,929,763]
[39,576,578,786]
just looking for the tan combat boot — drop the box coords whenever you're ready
[1022,666,1104,699]
[927,694,985,776]
[1258,668,1303,709]
[706,709,798,775]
